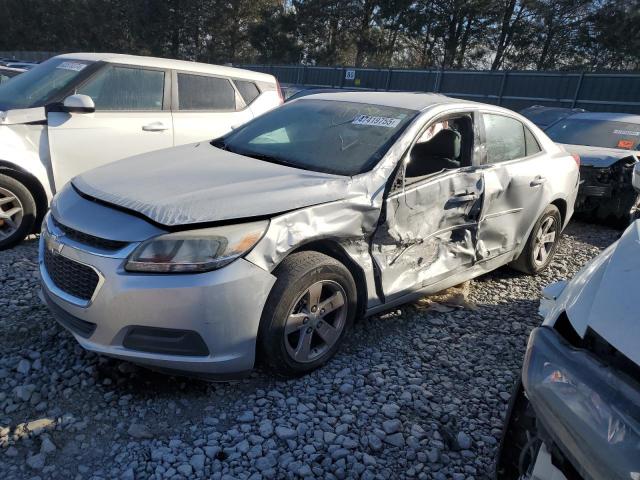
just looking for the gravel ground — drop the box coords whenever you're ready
[0,221,620,480]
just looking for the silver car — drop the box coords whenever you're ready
[39,92,580,377]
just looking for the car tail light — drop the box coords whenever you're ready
[572,154,581,167]
[276,79,284,104]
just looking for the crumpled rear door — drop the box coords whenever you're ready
[371,170,484,301]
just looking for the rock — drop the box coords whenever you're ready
[457,431,472,450]
[177,464,193,476]
[27,453,46,470]
[16,359,31,375]
[259,420,274,438]
[381,403,400,418]
[190,454,205,470]
[237,411,255,423]
[255,454,277,471]
[384,433,405,448]
[127,423,153,439]
[382,419,402,434]
[40,436,57,454]
[339,383,354,395]
[275,426,297,440]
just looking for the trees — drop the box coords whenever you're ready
[0,0,636,71]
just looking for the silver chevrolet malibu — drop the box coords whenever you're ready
[39,92,580,377]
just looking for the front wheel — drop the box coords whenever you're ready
[0,173,37,250]
[510,205,562,275]
[258,251,357,376]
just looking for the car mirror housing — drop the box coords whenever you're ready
[62,94,95,113]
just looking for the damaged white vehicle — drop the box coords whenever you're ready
[39,92,579,376]
[497,222,640,479]
[0,53,281,249]
[497,180,640,480]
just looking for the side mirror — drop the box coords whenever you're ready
[633,161,640,193]
[62,94,95,113]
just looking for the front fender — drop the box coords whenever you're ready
[0,123,53,201]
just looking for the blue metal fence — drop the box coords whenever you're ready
[241,65,640,114]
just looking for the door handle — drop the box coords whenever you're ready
[142,122,169,132]
[530,176,547,187]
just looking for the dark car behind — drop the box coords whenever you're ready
[544,112,640,226]
[520,105,586,129]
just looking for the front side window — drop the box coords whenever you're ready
[0,58,93,110]
[177,74,236,111]
[220,99,417,176]
[405,114,475,179]
[483,114,527,163]
[77,66,164,111]
[546,118,640,150]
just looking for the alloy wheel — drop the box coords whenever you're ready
[283,280,348,364]
[0,186,24,241]
[533,216,557,267]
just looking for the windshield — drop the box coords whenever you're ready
[546,118,640,151]
[220,99,417,175]
[0,58,93,110]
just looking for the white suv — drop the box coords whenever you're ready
[0,53,282,248]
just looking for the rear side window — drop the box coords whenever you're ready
[235,80,260,105]
[177,73,236,111]
[524,127,541,156]
[483,114,526,163]
[77,66,164,111]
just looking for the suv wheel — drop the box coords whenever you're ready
[0,173,36,250]
[510,204,562,275]
[258,251,357,376]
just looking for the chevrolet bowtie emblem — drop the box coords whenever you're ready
[46,231,64,254]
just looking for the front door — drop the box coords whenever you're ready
[371,111,485,300]
[47,64,173,190]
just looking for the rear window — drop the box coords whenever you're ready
[177,73,236,111]
[546,119,640,150]
[235,80,260,105]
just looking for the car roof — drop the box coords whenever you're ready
[566,112,640,123]
[293,91,475,111]
[53,53,276,83]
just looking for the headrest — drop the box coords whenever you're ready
[413,128,461,160]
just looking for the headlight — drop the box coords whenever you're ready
[124,221,268,273]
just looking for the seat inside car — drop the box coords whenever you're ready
[406,128,462,177]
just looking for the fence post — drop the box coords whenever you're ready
[385,68,392,91]
[497,72,508,105]
[572,72,585,108]
[302,65,308,86]
[435,66,444,92]
[339,67,345,88]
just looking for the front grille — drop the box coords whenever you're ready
[52,217,128,251]
[44,249,100,301]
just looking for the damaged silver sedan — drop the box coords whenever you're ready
[39,92,579,376]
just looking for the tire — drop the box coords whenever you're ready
[258,251,357,376]
[510,204,562,275]
[0,173,37,250]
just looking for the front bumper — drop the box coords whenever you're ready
[522,327,640,480]
[39,215,276,376]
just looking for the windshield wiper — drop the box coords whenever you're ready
[241,151,295,167]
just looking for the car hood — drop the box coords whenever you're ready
[559,143,639,168]
[559,221,640,366]
[71,142,353,227]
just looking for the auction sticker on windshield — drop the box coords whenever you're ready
[56,62,88,72]
[352,115,402,128]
